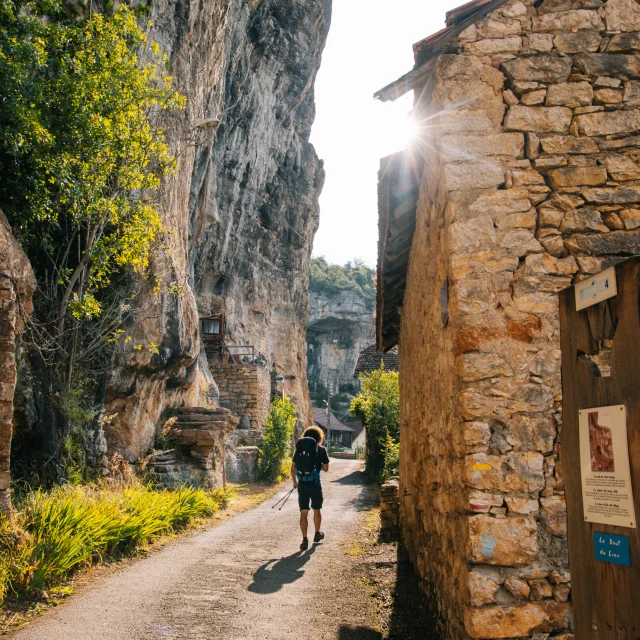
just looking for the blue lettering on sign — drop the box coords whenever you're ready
[594,532,631,567]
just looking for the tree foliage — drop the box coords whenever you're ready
[256,396,297,483]
[0,1,184,328]
[309,257,375,305]
[350,366,399,481]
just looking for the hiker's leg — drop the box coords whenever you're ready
[313,508,322,533]
[300,509,309,537]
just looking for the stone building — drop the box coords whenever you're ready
[313,408,355,448]
[199,311,271,430]
[375,0,640,637]
[0,211,35,513]
[208,360,271,428]
[353,344,399,377]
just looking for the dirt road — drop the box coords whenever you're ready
[13,458,380,640]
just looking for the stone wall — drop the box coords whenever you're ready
[398,0,640,638]
[208,362,271,430]
[379,478,400,536]
[330,451,356,459]
[151,407,237,489]
[0,212,35,513]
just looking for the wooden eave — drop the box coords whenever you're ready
[373,0,509,103]
[376,150,421,352]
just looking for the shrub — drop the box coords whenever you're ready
[256,396,297,483]
[350,365,399,482]
[381,433,399,481]
[0,3,184,326]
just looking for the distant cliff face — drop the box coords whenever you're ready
[104,0,331,459]
[307,289,375,395]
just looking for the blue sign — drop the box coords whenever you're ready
[594,532,631,567]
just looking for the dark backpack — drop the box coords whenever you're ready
[295,437,320,483]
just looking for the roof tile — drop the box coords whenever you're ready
[354,344,399,377]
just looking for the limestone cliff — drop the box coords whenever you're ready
[104,0,331,459]
[307,289,375,395]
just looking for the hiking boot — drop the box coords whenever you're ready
[313,531,324,544]
[300,537,309,551]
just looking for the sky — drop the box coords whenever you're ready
[309,0,463,267]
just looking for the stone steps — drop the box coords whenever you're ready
[174,407,232,417]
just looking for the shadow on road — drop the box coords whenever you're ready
[337,626,382,640]
[384,544,441,639]
[330,470,367,485]
[248,546,317,594]
[342,539,441,639]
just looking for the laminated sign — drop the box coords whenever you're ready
[575,267,617,311]
[579,405,636,529]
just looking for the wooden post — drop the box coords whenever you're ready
[559,257,640,639]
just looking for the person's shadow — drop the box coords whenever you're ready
[248,546,317,594]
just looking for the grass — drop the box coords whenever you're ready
[0,480,232,602]
[0,480,282,634]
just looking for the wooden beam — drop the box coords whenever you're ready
[446,0,496,26]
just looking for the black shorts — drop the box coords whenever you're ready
[297,482,323,511]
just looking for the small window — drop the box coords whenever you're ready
[202,319,221,335]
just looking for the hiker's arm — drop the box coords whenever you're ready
[321,463,329,472]
[291,462,298,488]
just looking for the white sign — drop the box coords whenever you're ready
[575,267,617,311]
[579,405,636,529]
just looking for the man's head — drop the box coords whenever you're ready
[302,425,324,444]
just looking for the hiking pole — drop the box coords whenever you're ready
[272,487,294,509]
[279,487,294,511]
[271,490,291,509]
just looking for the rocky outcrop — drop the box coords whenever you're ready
[151,407,237,488]
[0,211,35,511]
[226,419,262,482]
[307,290,375,392]
[104,0,331,460]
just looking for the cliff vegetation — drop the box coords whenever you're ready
[309,257,375,306]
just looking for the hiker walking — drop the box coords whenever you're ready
[291,426,329,550]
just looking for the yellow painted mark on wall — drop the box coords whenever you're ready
[472,463,492,471]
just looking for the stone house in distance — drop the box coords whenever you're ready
[375,0,640,638]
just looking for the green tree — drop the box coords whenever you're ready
[0,1,184,334]
[350,366,399,481]
[256,396,297,483]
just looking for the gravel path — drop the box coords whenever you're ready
[13,458,378,640]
